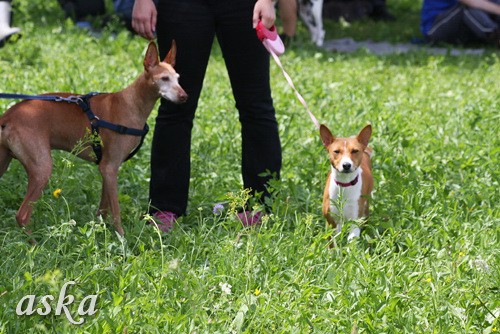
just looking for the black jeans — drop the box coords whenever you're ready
[150,0,282,215]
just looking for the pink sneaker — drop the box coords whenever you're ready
[151,211,177,233]
[237,211,263,227]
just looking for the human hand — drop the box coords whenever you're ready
[253,0,276,29]
[132,0,157,40]
[460,0,500,15]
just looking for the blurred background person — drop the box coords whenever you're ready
[421,0,500,47]
[278,0,298,43]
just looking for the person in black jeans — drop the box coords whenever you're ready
[132,0,282,231]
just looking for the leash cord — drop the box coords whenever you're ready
[0,93,147,136]
[268,48,320,129]
[0,93,81,103]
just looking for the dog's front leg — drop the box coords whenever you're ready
[98,162,124,236]
[97,182,110,219]
[322,178,337,248]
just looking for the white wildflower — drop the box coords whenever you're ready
[169,258,179,271]
[486,308,500,324]
[470,257,490,272]
[219,282,232,295]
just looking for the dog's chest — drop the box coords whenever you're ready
[328,169,363,220]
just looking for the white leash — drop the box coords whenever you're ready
[268,49,320,129]
[256,21,320,129]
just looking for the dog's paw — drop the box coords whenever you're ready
[347,227,361,241]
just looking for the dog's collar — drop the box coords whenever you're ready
[334,175,359,187]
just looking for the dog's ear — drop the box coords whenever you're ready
[144,42,160,70]
[357,124,372,147]
[320,124,335,147]
[164,40,177,67]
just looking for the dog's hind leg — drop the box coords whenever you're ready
[15,147,53,232]
[0,125,12,178]
[0,145,12,178]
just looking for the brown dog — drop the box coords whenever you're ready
[0,41,187,236]
[320,124,373,242]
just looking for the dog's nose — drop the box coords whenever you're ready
[342,162,351,171]
[178,91,188,103]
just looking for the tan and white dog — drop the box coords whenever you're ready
[320,124,373,242]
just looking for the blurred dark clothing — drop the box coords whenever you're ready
[421,0,500,46]
[58,0,105,22]
[322,0,395,22]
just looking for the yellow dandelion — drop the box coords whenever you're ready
[52,188,62,198]
[425,277,432,283]
[459,251,465,257]
[492,327,497,332]
[254,288,261,296]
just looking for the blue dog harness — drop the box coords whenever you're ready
[0,92,149,164]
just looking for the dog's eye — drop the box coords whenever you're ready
[333,150,340,154]
[352,149,359,154]
[161,77,170,82]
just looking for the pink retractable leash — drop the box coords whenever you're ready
[256,21,320,129]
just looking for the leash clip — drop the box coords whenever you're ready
[256,21,285,56]
[89,115,100,125]
[66,95,83,103]
[54,95,82,104]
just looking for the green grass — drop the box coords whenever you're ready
[0,0,499,332]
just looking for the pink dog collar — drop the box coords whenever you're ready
[256,21,285,56]
[335,175,359,187]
